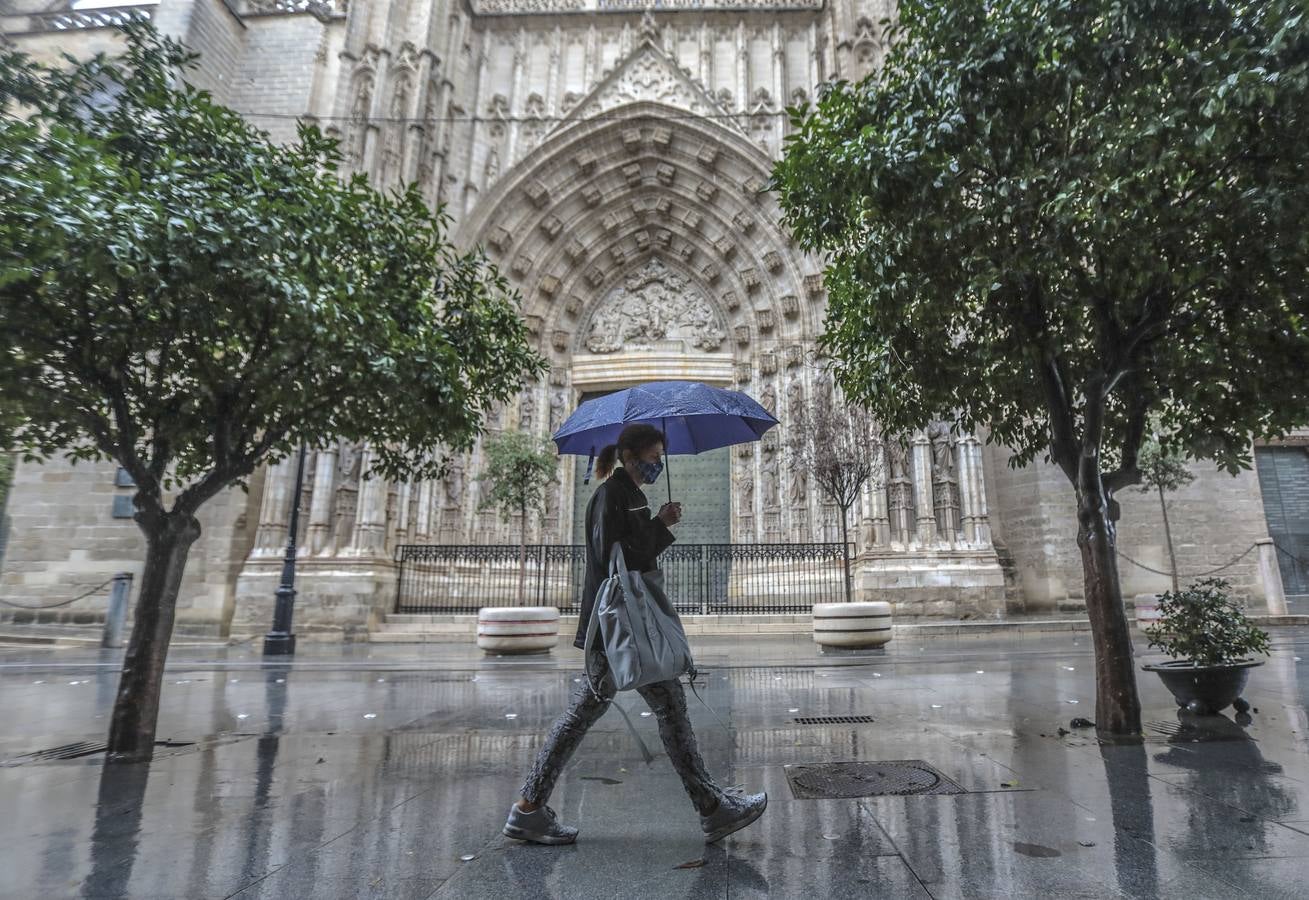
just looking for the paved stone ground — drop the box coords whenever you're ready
[1,630,1308,899]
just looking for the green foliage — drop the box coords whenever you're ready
[1145,577,1271,665]
[0,24,545,524]
[476,430,558,529]
[773,0,1309,488]
[0,452,12,514]
[1137,436,1196,495]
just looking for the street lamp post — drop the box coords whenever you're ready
[263,445,307,656]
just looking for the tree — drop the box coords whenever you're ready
[772,0,1309,736]
[1137,436,1196,593]
[785,378,883,601]
[0,26,545,761]
[476,430,559,598]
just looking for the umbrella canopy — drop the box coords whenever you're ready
[552,380,778,457]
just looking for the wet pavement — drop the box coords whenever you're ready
[1,630,1308,899]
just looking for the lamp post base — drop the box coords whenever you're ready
[263,632,297,656]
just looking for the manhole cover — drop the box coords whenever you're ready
[793,716,876,725]
[785,760,966,799]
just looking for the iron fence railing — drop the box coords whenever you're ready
[394,543,850,615]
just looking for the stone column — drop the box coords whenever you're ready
[1257,538,1289,616]
[348,446,388,557]
[911,431,936,545]
[957,433,992,546]
[252,458,293,557]
[393,481,412,547]
[414,479,436,542]
[306,446,338,556]
[868,469,890,546]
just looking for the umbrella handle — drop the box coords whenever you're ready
[662,417,673,505]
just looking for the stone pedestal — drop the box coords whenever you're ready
[854,548,1006,619]
[230,557,398,642]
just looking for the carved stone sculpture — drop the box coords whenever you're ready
[584,258,726,353]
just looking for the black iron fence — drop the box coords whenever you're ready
[394,543,850,615]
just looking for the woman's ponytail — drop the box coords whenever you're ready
[594,444,619,480]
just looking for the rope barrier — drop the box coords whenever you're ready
[0,576,117,611]
[1115,543,1257,579]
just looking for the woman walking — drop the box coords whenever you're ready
[503,423,767,845]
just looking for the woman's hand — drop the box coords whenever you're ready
[657,502,683,526]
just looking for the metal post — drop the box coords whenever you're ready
[264,445,308,656]
[101,572,132,649]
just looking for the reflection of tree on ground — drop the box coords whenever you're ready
[1153,711,1297,858]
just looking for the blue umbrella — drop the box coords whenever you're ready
[552,380,779,501]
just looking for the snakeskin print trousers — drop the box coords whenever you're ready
[519,656,725,816]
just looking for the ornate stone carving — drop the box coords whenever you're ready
[564,238,586,262]
[760,350,778,375]
[582,186,603,206]
[722,291,740,312]
[757,309,776,332]
[584,259,726,354]
[781,294,800,318]
[701,263,721,284]
[734,324,750,347]
[804,273,825,296]
[487,226,512,254]
[763,250,783,273]
[558,43,746,138]
[739,267,761,291]
[784,344,804,368]
[564,295,583,317]
[714,236,736,259]
[697,144,719,168]
[551,330,569,352]
[525,180,551,208]
[734,363,752,384]
[539,215,563,239]
[539,274,560,296]
[519,390,537,430]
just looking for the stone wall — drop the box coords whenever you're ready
[984,442,1272,612]
[0,458,258,634]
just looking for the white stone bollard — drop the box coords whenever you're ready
[812,601,893,649]
[477,606,560,654]
[1134,593,1163,628]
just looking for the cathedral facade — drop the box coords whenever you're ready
[1,0,1300,638]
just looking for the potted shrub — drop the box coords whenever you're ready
[1142,578,1270,715]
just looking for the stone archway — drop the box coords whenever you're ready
[458,68,826,545]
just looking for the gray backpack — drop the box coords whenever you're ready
[584,543,694,694]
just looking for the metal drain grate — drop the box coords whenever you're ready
[793,715,876,725]
[785,760,966,799]
[1,739,196,767]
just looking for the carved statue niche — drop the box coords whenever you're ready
[549,389,567,432]
[762,462,781,510]
[345,70,375,167]
[885,436,915,541]
[759,382,777,415]
[789,466,808,505]
[519,389,537,431]
[584,258,726,353]
[332,441,363,550]
[786,373,805,420]
[443,455,465,511]
[928,420,961,538]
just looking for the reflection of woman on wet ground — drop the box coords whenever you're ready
[503,423,767,846]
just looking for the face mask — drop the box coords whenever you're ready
[636,459,664,485]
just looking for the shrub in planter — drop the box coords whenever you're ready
[1142,578,1270,715]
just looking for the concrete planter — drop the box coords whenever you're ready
[1134,593,1163,627]
[476,606,559,654]
[812,601,893,649]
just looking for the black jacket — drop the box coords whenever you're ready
[572,467,676,649]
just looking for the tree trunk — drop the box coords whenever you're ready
[839,505,852,603]
[107,512,201,763]
[1158,485,1179,594]
[1076,485,1142,737]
